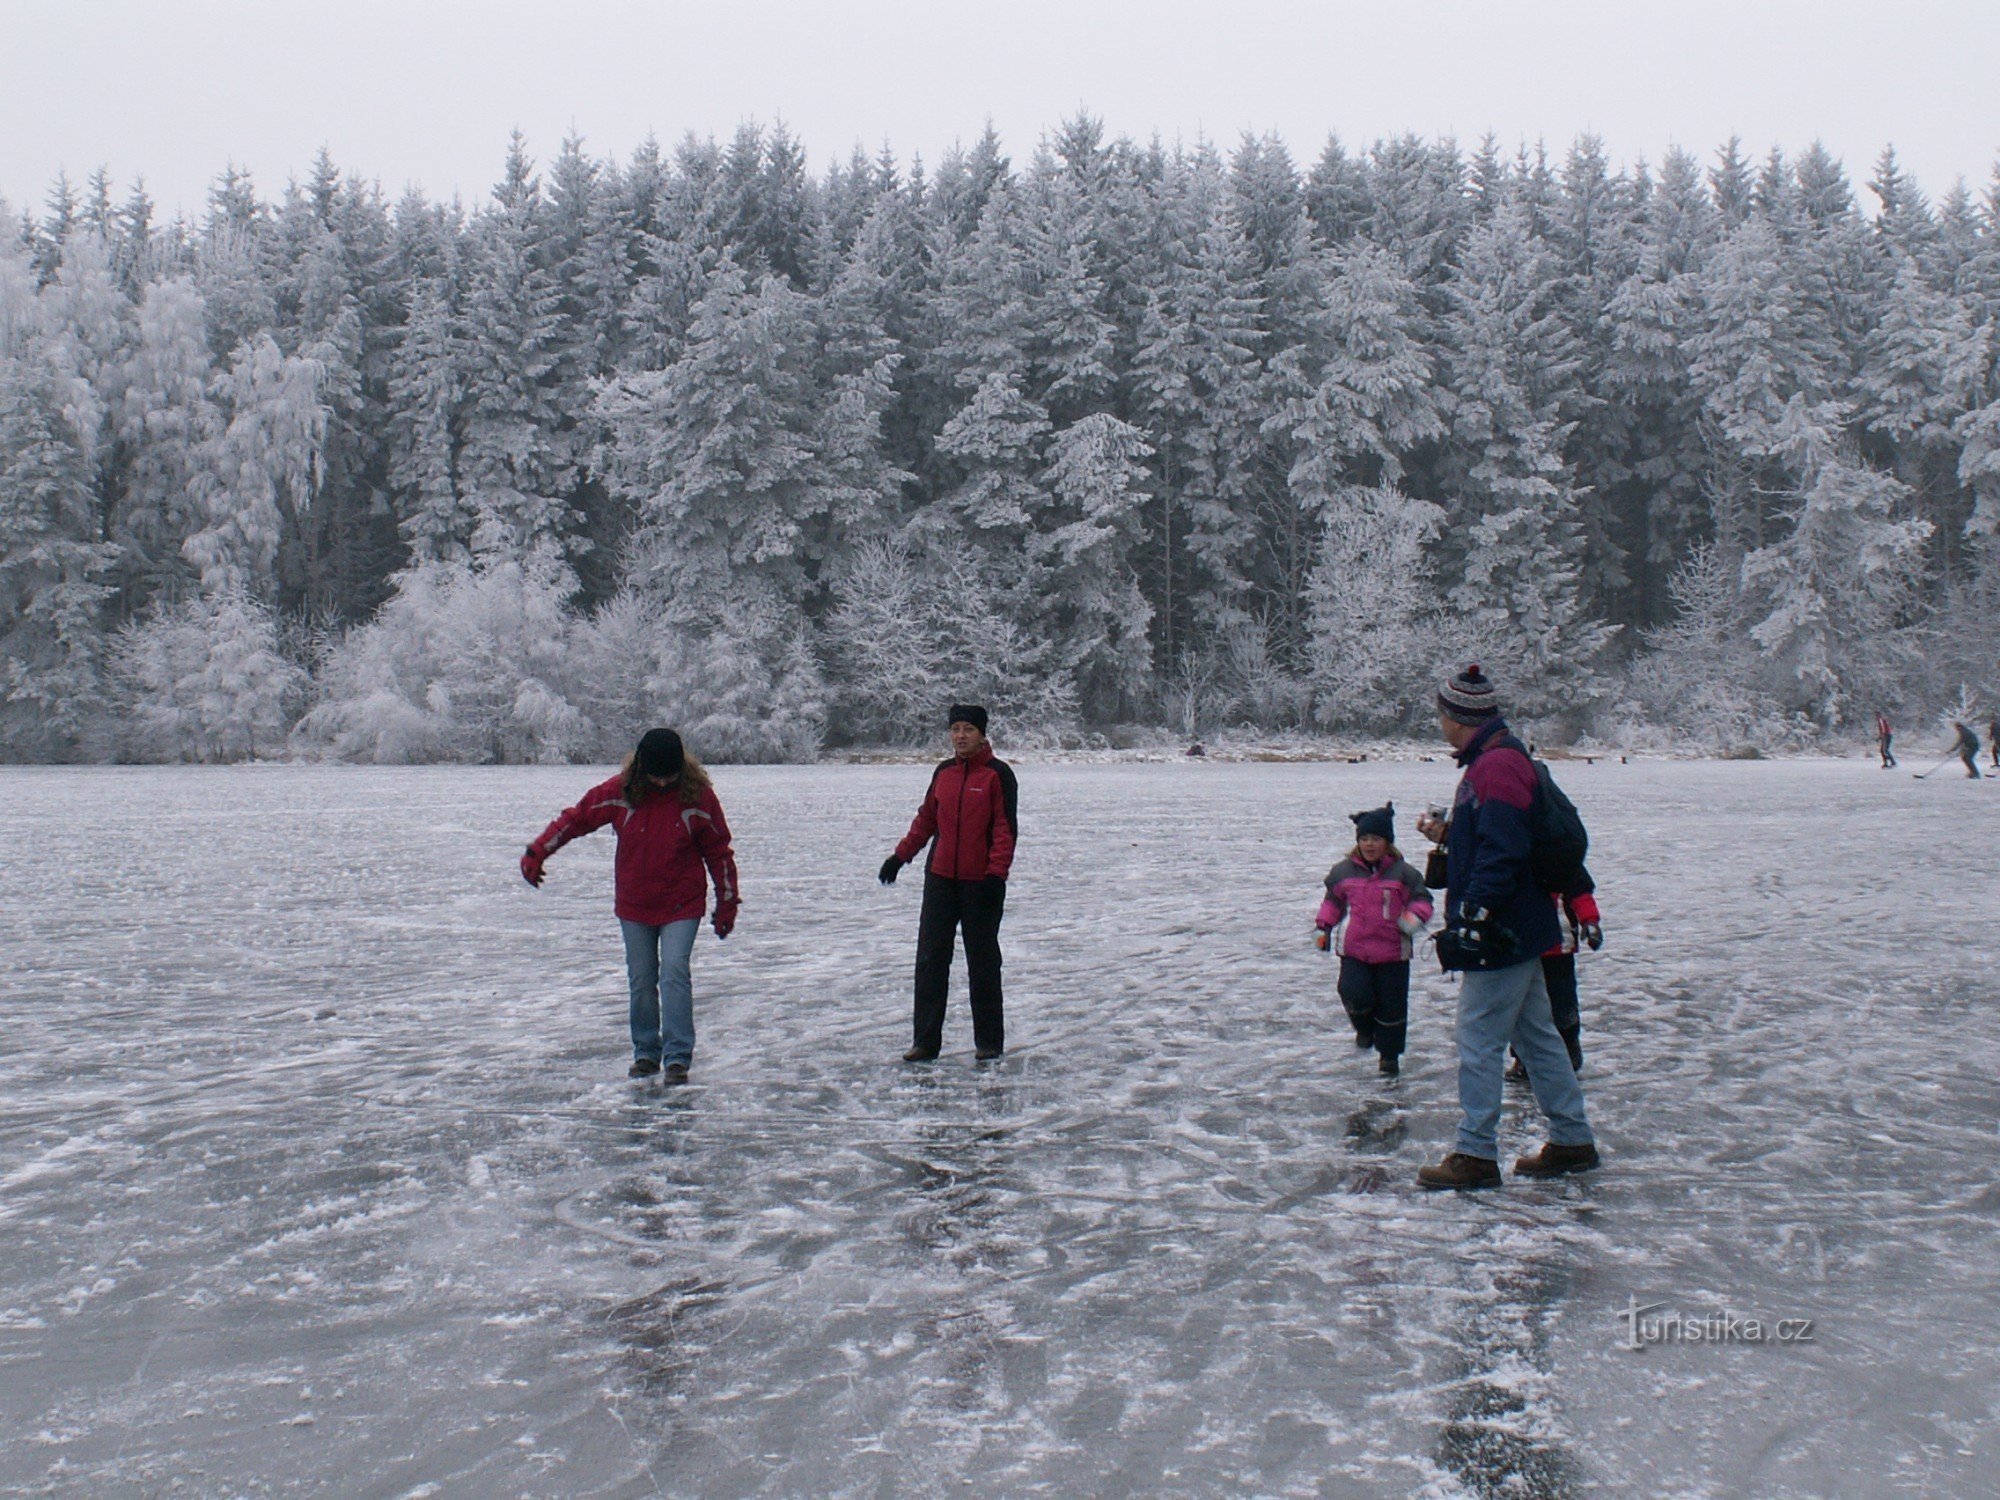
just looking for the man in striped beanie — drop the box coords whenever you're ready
[1416,664,1599,1190]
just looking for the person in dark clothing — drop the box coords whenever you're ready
[1988,715,1998,771]
[879,705,1019,1061]
[1954,721,1983,779]
[1413,665,1597,1191]
[1877,712,1896,768]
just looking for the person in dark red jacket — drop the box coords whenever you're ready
[520,728,739,1084]
[879,704,1018,1062]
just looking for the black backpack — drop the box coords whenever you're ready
[1528,760,1590,894]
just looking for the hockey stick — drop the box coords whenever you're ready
[1912,753,1958,779]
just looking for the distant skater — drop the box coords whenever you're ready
[521,728,739,1083]
[1988,714,1998,771]
[879,705,1018,1062]
[1313,804,1433,1078]
[1876,712,1896,769]
[1953,721,1983,779]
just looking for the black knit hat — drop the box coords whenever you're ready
[1351,803,1395,842]
[637,727,685,779]
[947,703,989,733]
[1438,663,1500,726]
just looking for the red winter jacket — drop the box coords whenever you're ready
[532,775,739,926]
[1544,890,1601,958]
[895,745,1018,881]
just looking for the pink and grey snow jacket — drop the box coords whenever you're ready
[531,775,739,927]
[1316,854,1435,964]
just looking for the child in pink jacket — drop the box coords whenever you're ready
[1314,803,1435,1076]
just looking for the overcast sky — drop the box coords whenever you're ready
[5,0,1997,219]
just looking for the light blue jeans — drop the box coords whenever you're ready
[1454,958,1594,1161]
[621,919,699,1066]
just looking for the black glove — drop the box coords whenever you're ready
[878,856,904,885]
[1580,921,1603,951]
[1435,907,1519,970]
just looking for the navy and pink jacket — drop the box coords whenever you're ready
[1445,717,1561,965]
[532,776,739,927]
[1316,854,1435,963]
[895,745,1018,881]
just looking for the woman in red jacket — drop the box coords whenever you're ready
[520,728,740,1084]
[878,705,1017,1062]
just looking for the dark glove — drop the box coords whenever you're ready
[521,846,546,887]
[713,902,738,940]
[878,856,904,885]
[1313,926,1331,952]
[1435,907,1519,970]
[1580,921,1603,951]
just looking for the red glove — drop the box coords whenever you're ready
[1313,926,1331,952]
[713,902,738,939]
[520,846,546,887]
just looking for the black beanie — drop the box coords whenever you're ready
[1437,663,1501,725]
[947,703,989,733]
[1351,803,1395,842]
[637,727,685,779]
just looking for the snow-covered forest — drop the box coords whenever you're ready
[2,119,1997,763]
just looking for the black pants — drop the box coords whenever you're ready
[1961,748,1982,779]
[913,873,1006,1052]
[1540,952,1584,1067]
[1337,958,1409,1060]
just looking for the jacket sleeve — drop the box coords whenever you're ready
[532,778,623,856]
[1315,897,1339,929]
[986,760,1018,879]
[1397,862,1435,925]
[1567,891,1600,926]
[695,790,740,910]
[894,768,943,865]
[1459,751,1536,916]
[1320,864,1351,924]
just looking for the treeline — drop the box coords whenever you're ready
[2,119,1997,762]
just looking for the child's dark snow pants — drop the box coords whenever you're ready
[1337,957,1410,1060]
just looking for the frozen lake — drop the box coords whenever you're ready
[2,757,1995,1497]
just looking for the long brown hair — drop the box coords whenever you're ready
[620,748,713,807]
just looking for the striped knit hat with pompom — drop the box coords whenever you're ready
[1437,663,1500,726]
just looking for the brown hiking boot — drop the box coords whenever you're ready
[903,1046,939,1062]
[1417,1153,1503,1190]
[662,1062,689,1085]
[1513,1141,1600,1178]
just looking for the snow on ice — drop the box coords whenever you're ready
[0,758,1994,1496]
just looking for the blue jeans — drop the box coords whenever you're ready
[621,919,698,1066]
[1454,958,1593,1161]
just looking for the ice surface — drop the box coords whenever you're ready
[1,759,1995,1496]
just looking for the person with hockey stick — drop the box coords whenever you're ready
[879,705,1018,1062]
[1876,711,1896,769]
[1313,803,1434,1078]
[520,728,739,1084]
[1413,665,1598,1191]
[1953,721,1983,779]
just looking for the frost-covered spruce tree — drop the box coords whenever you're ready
[1304,486,1445,730]
[111,278,219,610]
[1131,188,1264,652]
[457,136,576,564]
[1437,202,1615,715]
[1738,398,1931,723]
[0,356,114,759]
[596,259,866,609]
[111,588,305,761]
[385,271,471,561]
[184,333,325,596]
[1040,412,1154,717]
